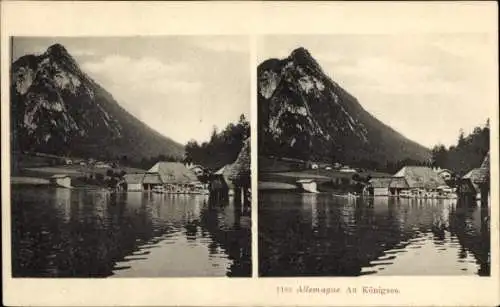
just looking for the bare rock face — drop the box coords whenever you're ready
[257,47,431,165]
[11,44,184,160]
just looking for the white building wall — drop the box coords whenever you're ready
[127,183,143,191]
[373,187,389,196]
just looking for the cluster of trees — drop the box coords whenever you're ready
[185,114,250,171]
[431,119,489,176]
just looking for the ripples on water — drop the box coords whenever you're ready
[11,186,251,277]
[258,192,490,277]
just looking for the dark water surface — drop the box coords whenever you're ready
[11,186,251,277]
[259,192,490,277]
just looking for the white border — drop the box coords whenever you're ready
[2,1,499,306]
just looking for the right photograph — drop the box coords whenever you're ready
[257,35,493,277]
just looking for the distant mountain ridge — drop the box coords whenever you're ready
[11,44,184,161]
[258,47,431,166]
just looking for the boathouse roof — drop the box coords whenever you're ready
[462,151,490,186]
[143,172,163,184]
[389,177,409,189]
[393,166,447,189]
[481,151,490,169]
[214,165,229,175]
[228,138,251,182]
[148,162,198,184]
[463,168,489,184]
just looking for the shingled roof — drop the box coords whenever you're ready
[143,172,163,184]
[463,168,489,184]
[229,138,251,182]
[463,151,490,185]
[148,162,198,184]
[393,166,447,189]
[389,177,409,189]
[481,151,490,169]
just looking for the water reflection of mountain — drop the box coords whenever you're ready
[197,199,252,277]
[11,188,251,277]
[448,200,490,276]
[258,192,490,277]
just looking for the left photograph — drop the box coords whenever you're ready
[9,36,251,277]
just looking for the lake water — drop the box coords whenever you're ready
[259,192,490,276]
[11,186,251,277]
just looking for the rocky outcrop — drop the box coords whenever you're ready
[258,47,431,165]
[11,44,184,160]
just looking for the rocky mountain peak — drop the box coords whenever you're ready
[289,47,323,73]
[45,43,70,58]
[258,47,431,165]
[11,44,184,160]
[290,47,312,62]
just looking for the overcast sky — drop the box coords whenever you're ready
[11,34,496,149]
[258,34,496,148]
[12,36,250,145]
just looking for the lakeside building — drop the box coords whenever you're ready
[212,164,236,197]
[122,161,201,192]
[50,174,72,188]
[366,166,451,198]
[296,179,319,193]
[458,151,490,203]
[188,164,206,177]
[210,138,251,207]
[122,173,144,191]
[367,177,393,196]
[339,166,356,173]
[433,167,454,181]
[388,177,410,196]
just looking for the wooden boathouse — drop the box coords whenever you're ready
[458,151,490,206]
[50,174,72,188]
[209,138,251,211]
[122,162,200,192]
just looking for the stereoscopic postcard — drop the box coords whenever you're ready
[1,1,498,306]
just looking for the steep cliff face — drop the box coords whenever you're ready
[11,44,184,160]
[258,47,431,165]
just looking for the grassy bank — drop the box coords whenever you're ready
[11,176,50,185]
[258,158,391,193]
[12,160,146,189]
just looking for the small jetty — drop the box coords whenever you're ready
[332,192,359,199]
[11,174,72,188]
[296,179,319,193]
[50,174,72,188]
